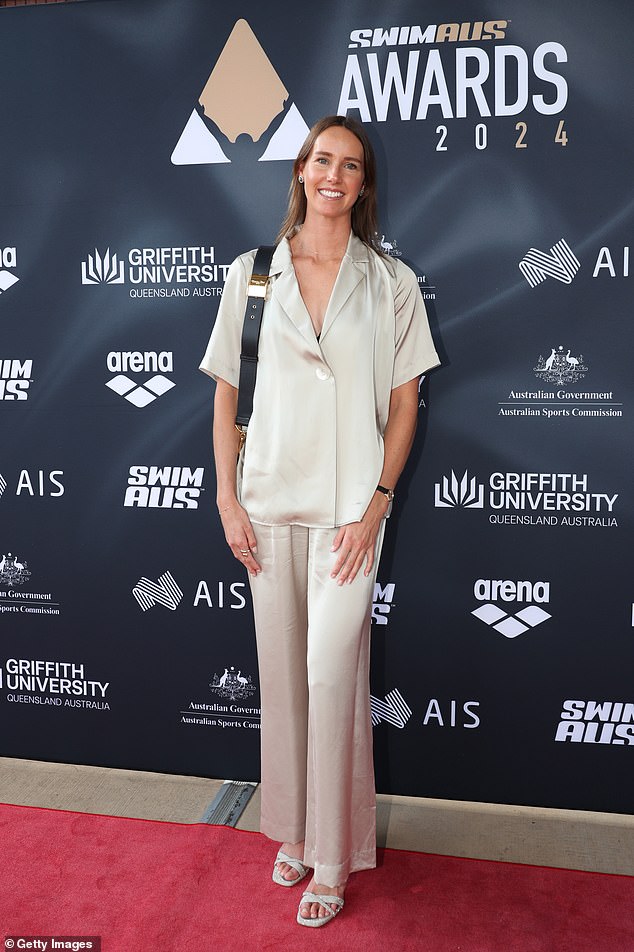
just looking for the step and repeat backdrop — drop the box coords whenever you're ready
[1,0,632,813]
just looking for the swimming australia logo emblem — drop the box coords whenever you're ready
[210,666,256,701]
[534,345,588,386]
[171,19,309,165]
[81,248,125,285]
[0,552,31,588]
[519,239,580,288]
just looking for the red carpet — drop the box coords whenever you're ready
[1,802,633,952]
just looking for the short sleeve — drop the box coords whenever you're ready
[199,252,254,387]
[391,259,440,389]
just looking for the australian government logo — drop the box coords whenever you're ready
[498,345,623,420]
[434,469,618,528]
[0,553,61,616]
[172,19,309,165]
[0,658,110,711]
[181,666,260,731]
[82,246,229,298]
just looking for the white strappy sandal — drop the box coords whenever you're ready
[272,849,310,886]
[297,891,345,927]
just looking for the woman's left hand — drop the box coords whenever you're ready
[330,493,389,585]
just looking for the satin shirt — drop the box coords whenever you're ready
[200,232,439,527]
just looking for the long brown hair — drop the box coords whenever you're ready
[276,115,382,252]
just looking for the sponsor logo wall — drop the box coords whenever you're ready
[0,0,633,813]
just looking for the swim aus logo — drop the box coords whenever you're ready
[348,21,509,48]
[0,359,33,401]
[338,20,568,121]
[124,466,205,509]
[172,19,309,165]
[555,700,634,746]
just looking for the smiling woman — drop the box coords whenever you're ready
[200,114,439,928]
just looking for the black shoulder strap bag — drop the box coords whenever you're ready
[235,245,275,448]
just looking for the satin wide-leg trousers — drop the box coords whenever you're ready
[248,521,385,887]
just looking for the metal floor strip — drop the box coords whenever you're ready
[200,780,257,826]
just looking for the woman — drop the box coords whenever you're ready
[200,115,439,927]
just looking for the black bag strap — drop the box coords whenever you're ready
[235,245,275,427]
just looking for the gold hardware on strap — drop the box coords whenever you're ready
[235,424,247,454]
[247,273,269,298]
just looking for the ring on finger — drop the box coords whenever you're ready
[240,549,250,556]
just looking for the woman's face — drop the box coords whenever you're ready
[299,125,365,224]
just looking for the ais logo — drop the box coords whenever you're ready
[172,19,309,165]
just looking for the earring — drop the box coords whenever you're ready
[298,174,304,184]
[359,186,365,197]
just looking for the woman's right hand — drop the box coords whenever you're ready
[219,503,261,576]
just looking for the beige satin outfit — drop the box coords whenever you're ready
[200,232,439,885]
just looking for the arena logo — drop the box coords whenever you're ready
[371,582,396,625]
[422,698,481,729]
[338,21,568,123]
[519,238,580,288]
[0,247,19,295]
[555,699,634,746]
[0,358,33,401]
[0,554,61,616]
[371,688,412,728]
[0,658,110,711]
[435,468,619,527]
[172,19,309,166]
[82,246,230,298]
[124,466,205,509]
[105,351,175,408]
[0,469,64,500]
[471,578,551,639]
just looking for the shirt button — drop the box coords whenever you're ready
[315,368,331,381]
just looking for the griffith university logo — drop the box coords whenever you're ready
[534,345,587,386]
[519,238,580,288]
[0,247,19,295]
[133,570,183,611]
[209,666,256,701]
[171,19,309,165]
[105,350,175,408]
[81,248,125,285]
[471,578,551,639]
[0,552,31,588]
[435,470,484,508]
